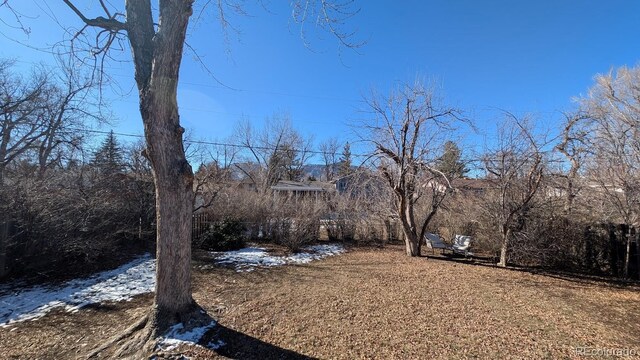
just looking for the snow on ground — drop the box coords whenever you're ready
[0,243,345,328]
[156,321,222,352]
[210,243,346,272]
[0,254,155,328]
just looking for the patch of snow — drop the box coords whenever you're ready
[210,243,345,272]
[0,244,346,327]
[156,321,218,352]
[0,254,155,328]
[207,339,226,350]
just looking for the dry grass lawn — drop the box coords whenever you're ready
[1,244,639,359]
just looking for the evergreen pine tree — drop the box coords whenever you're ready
[91,130,125,176]
[267,144,303,183]
[338,142,352,176]
[435,141,467,179]
[282,144,302,181]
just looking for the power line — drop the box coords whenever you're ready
[110,98,345,126]
[74,128,567,163]
[74,127,369,158]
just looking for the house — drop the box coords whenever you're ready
[237,178,258,192]
[271,180,333,201]
[332,171,385,197]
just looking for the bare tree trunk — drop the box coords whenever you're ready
[564,178,574,215]
[147,129,194,311]
[498,228,510,267]
[624,226,631,278]
[133,0,196,332]
[403,232,420,256]
[399,216,420,257]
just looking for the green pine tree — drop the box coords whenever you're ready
[338,142,352,176]
[268,144,303,183]
[435,141,467,179]
[91,130,125,176]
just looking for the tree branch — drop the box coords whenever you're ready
[62,0,126,32]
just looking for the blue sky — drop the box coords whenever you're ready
[1,1,639,163]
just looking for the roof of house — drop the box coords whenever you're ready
[271,180,327,192]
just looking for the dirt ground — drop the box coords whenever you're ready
[1,245,639,359]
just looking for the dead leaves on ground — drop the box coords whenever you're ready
[1,246,639,359]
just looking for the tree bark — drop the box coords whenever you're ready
[403,231,421,256]
[399,213,420,257]
[131,0,196,331]
[498,228,510,267]
[93,0,197,336]
[624,225,631,279]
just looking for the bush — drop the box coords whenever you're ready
[1,167,156,280]
[278,217,320,253]
[199,219,246,251]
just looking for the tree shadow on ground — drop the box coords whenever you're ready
[424,253,640,290]
[208,324,317,360]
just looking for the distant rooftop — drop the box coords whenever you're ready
[271,180,327,192]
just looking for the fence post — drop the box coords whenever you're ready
[192,214,196,241]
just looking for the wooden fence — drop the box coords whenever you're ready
[192,212,214,241]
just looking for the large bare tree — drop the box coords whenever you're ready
[234,115,314,190]
[319,137,340,180]
[35,57,101,179]
[554,111,592,216]
[0,60,47,279]
[0,58,99,278]
[0,60,49,186]
[483,113,544,268]
[579,65,640,279]
[362,81,462,256]
[0,0,359,355]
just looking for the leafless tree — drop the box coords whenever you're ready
[193,147,237,213]
[553,111,593,216]
[0,58,102,278]
[234,115,314,191]
[126,140,155,244]
[579,65,640,278]
[0,60,49,185]
[483,113,545,267]
[324,166,395,243]
[0,129,156,281]
[0,61,46,277]
[319,137,340,180]
[0,1,362,354]
[34,57,105,179]
[361,81,463,256]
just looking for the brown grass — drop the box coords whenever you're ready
[1,245,639,359]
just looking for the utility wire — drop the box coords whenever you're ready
[72,127,567,163]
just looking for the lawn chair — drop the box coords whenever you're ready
[452,235,474,257]
[424,233,451,255]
